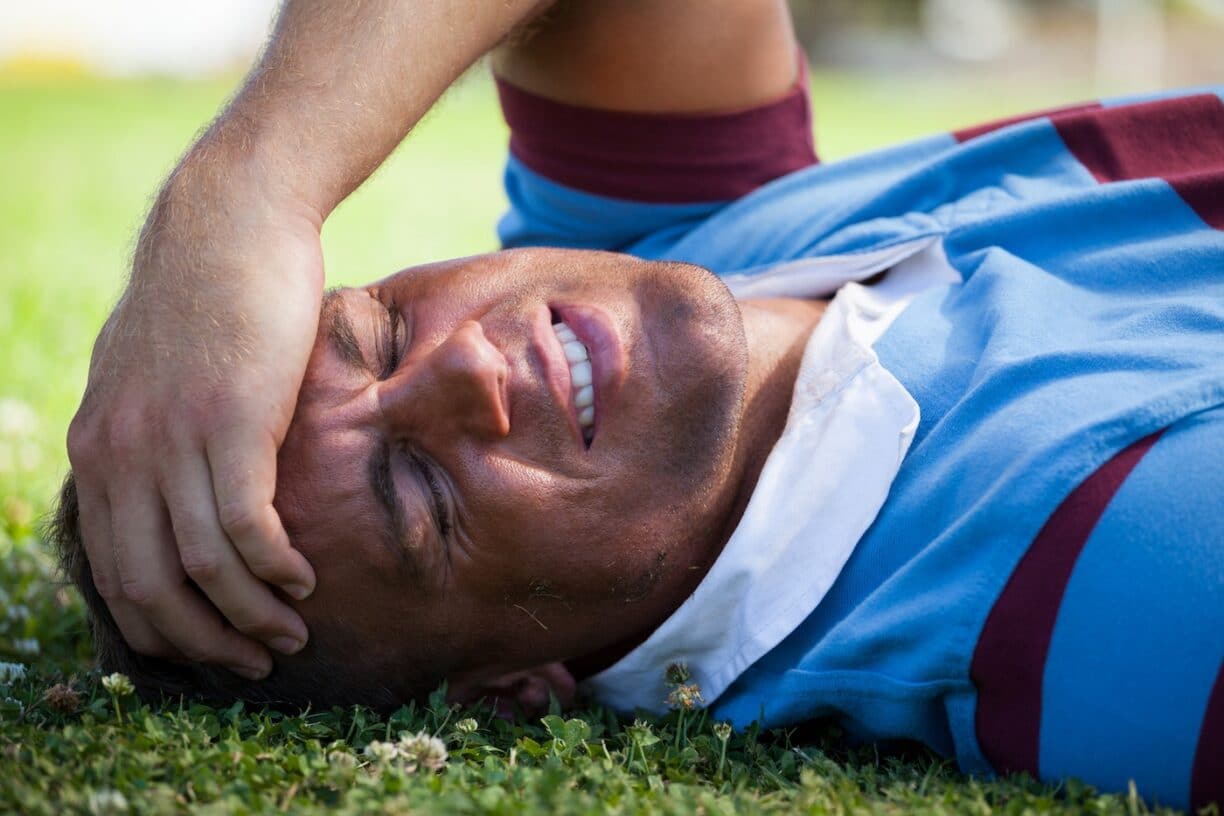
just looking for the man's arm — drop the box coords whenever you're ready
[67,0,554,679]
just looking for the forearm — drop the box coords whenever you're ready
[167,0,553,223]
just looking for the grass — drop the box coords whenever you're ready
[0,64,1192,813]
[0,657,1144,815]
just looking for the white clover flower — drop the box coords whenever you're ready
[454,717,479,734]
[327,750,358,769]
[0,398,38,438]
[87,788,129,815]
[101,672,134,696]
[362,740,398,764]
[0,661,26,683]
[396,730,449,773]
[713,722,733,741]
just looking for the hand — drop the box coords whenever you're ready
[68,166,323,679]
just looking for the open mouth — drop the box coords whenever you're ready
[550,310,595,446]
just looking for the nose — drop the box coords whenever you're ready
[377,320,511,442]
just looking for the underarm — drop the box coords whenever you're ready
[492,0,798,114]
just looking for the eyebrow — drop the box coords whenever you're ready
[320,287,369,372]
[368,438,421,579]
[319,289,420,577]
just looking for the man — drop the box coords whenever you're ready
[57,0,1222,809]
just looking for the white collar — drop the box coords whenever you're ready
[581,237,955,713]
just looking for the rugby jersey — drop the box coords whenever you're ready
[494,68,1224,810]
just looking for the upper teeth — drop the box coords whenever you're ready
[553,320,595,435]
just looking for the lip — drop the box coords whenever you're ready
[551,303,627,447]
[530,305,584,446]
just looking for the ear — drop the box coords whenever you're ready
[447,662,576,720]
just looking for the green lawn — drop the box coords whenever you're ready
[0,66,1183,813]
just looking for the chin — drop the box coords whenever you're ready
[632,261,749,507]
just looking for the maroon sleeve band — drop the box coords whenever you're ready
[953,101,1103,143]
[955,93,1224,231]
[1052,94,1224,231]
[496,53,819,204]
[1191,662,1224,811]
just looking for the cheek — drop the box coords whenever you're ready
[452,435,711,607]
[477,489,681,608]
[456,479,621,597]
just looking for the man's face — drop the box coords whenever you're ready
[274,248,749,694]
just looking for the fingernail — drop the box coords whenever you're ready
[284,582,313,601]
[270,635,304,655]
[230,664,269,681]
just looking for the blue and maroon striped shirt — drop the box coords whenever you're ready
[496,74,1224,810]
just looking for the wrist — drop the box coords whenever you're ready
[164,120,326,228]
[133,148,324,294]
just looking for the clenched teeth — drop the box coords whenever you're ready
[553,320,595,443]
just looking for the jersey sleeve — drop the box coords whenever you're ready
[495,52,818,253]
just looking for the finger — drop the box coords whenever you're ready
[162,456,309,656]
[74,480,177,658]
[107,477,273,679]
[206,425,316,599]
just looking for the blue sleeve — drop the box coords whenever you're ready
[493,60,818,254]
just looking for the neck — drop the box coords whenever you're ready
[714,297,827,546]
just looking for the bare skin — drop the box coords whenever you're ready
[67,0,800,680]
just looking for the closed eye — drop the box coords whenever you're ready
[408,450,454,546]
[380,298,403,379]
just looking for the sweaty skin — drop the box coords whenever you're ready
[272,247,824,703]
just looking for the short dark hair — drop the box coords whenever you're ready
[47,474,417,711]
